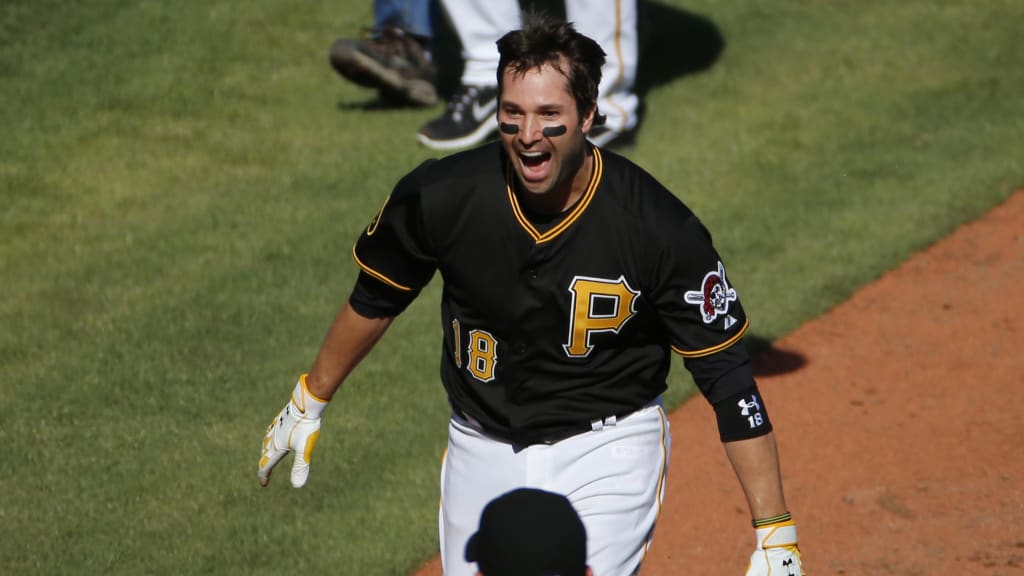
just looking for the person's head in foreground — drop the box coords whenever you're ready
[465,488,593,576]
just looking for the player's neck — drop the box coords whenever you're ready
[516,148,593,215]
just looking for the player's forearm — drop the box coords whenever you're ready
[723,432,789,520]
[305,300,394,400]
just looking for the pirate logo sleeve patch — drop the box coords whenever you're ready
[684,261,738,325]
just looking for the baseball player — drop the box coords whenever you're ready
[259,14,803,576]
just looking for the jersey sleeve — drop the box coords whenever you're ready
[348,271,420,318]
[648,211,750,359]
[352,161,438,295]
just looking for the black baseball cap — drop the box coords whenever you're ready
[464,488,588,576]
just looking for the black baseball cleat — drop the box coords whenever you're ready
[328,26,438,107]
[417,85,499,150]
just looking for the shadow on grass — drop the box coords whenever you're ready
[635,1,724,96]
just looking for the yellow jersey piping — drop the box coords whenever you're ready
[671,318,750,358]
[351,244,415,292]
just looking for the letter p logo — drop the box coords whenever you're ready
[563,275,640,358]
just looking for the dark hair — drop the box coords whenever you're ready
[496,13,607,125]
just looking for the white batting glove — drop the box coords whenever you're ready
[745,519,804,576]
[258,374,329,488]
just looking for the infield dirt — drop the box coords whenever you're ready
[415,190,1024,576]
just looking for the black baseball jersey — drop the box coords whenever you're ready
[351,142,755,445]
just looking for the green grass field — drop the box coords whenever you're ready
[1,1,1021,574]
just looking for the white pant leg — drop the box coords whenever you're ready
[546,405,671,575]
[439,415,528,576]
[438,0,521,86]
[566,0,640,132]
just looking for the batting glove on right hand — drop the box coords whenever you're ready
[745,519,804,576]
[258,374,329,488]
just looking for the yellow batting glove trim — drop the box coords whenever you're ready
[292,374,329,419]
[304,429,321,463]
[299,373,329,405]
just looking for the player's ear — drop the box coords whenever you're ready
[580,103,597,134]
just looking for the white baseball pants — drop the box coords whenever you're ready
[439,401,670,576]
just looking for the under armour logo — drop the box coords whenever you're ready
[738,395,761,416]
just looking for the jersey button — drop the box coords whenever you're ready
[528,269,538,279]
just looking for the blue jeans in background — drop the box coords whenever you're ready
[374,0,436,40]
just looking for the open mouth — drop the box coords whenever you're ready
[519,150,552,180]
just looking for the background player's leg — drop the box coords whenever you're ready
[565,0,640,147]
[374,0,434,40]
[418,0,520,149]
[436,0,518,85]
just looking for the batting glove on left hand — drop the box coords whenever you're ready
[745,519,804,576]
[258,374,329,488]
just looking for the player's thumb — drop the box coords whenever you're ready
[289,428,320,488]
